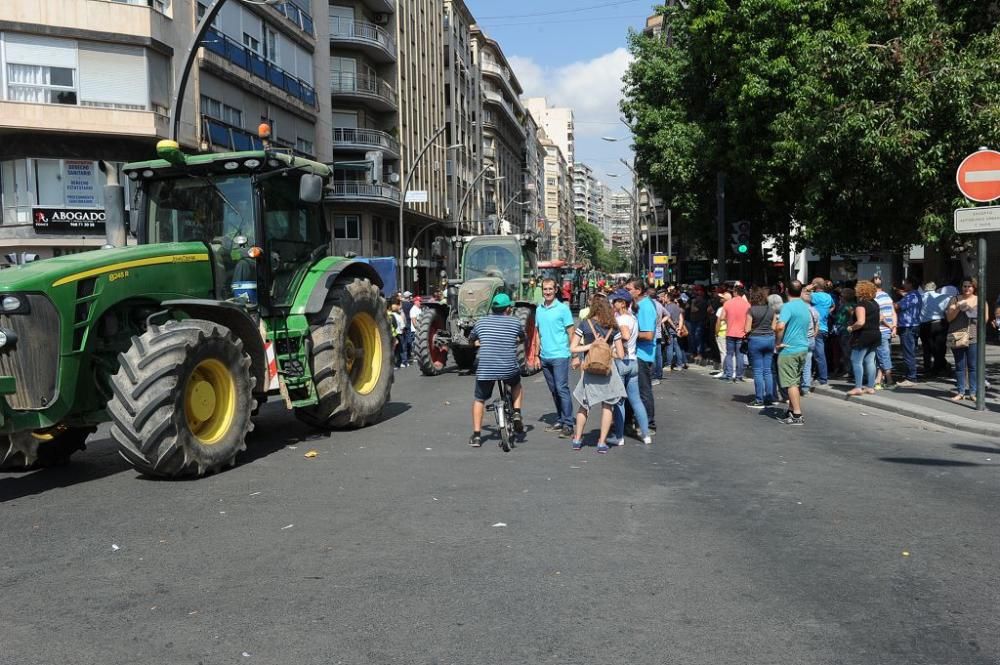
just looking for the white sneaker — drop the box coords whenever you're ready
[642,435,653,445]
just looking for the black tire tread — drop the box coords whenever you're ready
[414,307,447,376]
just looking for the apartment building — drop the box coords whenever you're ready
[610,190,634,253]
[0,0,325,260]
[524,97,574,169]
[541,135,573,262]
[522,110,547,255]
[470,26,525,235]
[444,0,483,236]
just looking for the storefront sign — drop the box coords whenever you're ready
[32,208,106,234]
[64,160,98,207]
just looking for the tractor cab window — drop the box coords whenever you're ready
[146,175,257,300]
[261,174,329,306]
[463,238,522,288]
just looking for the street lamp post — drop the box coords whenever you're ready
[398,125,452,292]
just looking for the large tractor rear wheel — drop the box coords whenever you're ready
[108,319,255,477]
[295,278,392,429]
[0,427,93,470]
[516,305,542,377]
[415,307,449,376]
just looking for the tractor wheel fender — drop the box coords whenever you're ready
[161,300,268,395]
[302,261,384,315]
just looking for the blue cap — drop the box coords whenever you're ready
[611,289,632,304]
[491,293,512,309]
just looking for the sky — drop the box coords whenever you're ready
[465,0,654,194]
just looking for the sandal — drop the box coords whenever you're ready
[950,394,966,402]
[846,388,863,396]
[571,440,583,451]
[863,388,876,395]
[596,444,609,454]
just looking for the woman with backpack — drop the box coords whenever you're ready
[570,294,627,453]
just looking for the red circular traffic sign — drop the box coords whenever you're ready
[956,149,1000,202]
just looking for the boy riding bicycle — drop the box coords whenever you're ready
[469,293,525,447]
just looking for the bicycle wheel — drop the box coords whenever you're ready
[496,383,512,452]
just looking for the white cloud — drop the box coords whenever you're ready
[508,48,633,138]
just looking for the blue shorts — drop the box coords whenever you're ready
[876,338,892,371]
[474,376,521,401]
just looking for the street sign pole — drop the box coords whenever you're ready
[977,234,987,411]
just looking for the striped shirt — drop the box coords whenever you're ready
[470,314,525,380]
[875,289,895,339]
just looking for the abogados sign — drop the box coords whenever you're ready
[32,208,106,234]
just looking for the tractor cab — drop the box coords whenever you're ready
[124,143,331,312]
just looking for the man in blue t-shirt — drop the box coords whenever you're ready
[627,278,657,432]
[775,282,812,426]
[468,293,525,448]
[536,278,575,438]
[808,278,834,385]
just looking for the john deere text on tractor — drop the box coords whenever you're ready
[0,141,393,477]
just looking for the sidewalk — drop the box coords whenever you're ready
[691,343,1000,437]
[811,343,1000,437]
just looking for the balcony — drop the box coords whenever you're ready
[483,90,523,132]
[330,18,396,63]
[331,72,397,111]
[203,28,317,109]
[276,1,315,37]
[332,127,400,158]
[481,60,522,102]
[327,182,401,204]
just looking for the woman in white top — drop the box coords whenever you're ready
[609,290,652,445]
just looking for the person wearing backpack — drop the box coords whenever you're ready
[569,294,626,453]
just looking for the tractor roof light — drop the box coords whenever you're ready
[156,139,186,166]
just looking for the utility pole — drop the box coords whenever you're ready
[716,172,726,283]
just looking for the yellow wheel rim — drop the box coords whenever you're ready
[346,312,382,395]
[184,358,237,445]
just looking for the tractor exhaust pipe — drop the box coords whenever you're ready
[99,160,127,248]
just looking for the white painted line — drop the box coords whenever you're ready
[965,170,1000,182]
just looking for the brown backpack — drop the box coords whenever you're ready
[582,320,614,376]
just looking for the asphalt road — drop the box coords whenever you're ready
[2,364,999,665]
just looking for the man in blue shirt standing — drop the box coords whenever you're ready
[808,278,834,385]
[627,278,657,433]
[775,282,812,426]
[535,278,575,438]
[895,278,921,385]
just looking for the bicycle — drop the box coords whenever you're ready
[491,380,518,452]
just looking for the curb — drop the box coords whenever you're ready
[687,362,1000,437]
[808,385,1000,438]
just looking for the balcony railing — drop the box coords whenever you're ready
[276,1,315,36]
[203,28,317,108]
[202,116,314,157]
[328,182,401,203]
[331,72,397,108]
[329,18,396,59]
[332,127,400,156]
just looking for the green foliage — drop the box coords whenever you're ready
[622,0,1000,255]
[575,221,629,272]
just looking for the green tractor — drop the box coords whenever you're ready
[0,141,393,477]
[414,234,542,376]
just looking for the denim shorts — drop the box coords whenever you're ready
[875,338,892,371]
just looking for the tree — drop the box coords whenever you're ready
[575,219,628,273]
[621,0,1000,259]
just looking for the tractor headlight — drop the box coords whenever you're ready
[2,296,22,312]
[0,330,7,348]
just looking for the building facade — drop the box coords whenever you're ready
[524,97,574,169]
[470,26,525,235]
[0,0,325,260]
[541,135,573,262]
[522,110,547,254]
[610,190,633,254]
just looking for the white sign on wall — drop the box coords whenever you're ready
[64,160,97,207]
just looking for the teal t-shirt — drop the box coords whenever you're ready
[778,299,811,355]
[536,300,574,359]
[636,297,657,362]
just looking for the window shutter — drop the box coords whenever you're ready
[4,33,76,67]
[78,42,148,109]
[147,51,171,110]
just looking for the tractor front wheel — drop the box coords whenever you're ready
[0,427,93,470]
[295,278,393,429]
[108,319,255,477]
[415,308,449,376]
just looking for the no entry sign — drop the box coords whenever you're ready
[956,148,1000,202]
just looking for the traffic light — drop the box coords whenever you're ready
[730,221,750,256]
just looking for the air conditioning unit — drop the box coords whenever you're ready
[373,13,390,25]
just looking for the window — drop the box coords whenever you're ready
[333,215,360,240]
[6,64,77,104]
[79,42,148,111]
[264,27,278,64]
[295,137,314,156]
[200,95,243,127]
[242,32,261,54]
